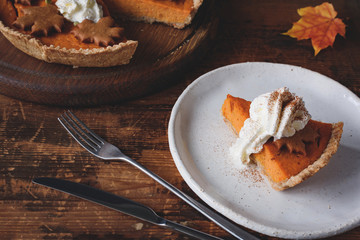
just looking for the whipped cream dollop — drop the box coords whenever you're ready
[230,87,311,166]
[56,0,103,24]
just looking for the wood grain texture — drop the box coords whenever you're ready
[0,0,217,106]
[1,0,360,239]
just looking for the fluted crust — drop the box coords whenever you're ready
[0,20,138,67]
[267,122,344,191]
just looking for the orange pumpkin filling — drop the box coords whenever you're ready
[1,0,199,50]
[0,0,202,66]
[5,0,124,50]
[222,94,332,184]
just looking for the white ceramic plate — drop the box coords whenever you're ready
[168,62,360,239]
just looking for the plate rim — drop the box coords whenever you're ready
[168,62,360,239]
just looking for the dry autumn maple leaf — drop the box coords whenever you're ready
[283,2,346,56]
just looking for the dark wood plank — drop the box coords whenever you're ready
[0,0,359,239]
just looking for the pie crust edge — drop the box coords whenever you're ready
[267,121,344,191]
[0,20,138,67]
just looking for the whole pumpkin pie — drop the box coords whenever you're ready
[0,0,203,67]
[222,88,343,190]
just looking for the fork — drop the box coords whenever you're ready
[58,110,260,240]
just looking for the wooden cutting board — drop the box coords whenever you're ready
[0,0,217,106]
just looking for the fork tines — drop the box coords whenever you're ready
[58,110,104,153]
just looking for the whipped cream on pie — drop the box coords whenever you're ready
[56,0,103,23]
[230,87,311,166]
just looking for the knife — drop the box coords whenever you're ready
[33,177,223,240]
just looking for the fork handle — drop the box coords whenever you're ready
[124,157,260,240]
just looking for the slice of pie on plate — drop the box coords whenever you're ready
[222,89,343,190]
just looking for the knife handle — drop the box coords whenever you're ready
[162,219,223,240]
[125,157,260,240]
[33,177,224,240]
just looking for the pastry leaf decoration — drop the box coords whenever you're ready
[71,16,124,47]
[273,125,320,155]
[283,2,346,56]
[13,4,64,36]
[14,0,32,6]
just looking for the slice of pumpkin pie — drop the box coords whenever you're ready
[103,0,203,29]
[222,87,343,190]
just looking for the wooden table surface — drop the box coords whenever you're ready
[1,0,359,239]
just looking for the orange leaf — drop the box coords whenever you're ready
[283,2,346,55]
